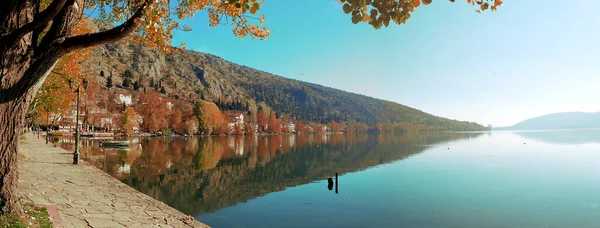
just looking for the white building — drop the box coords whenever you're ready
[227,114,245,134]
[118,93,133,106]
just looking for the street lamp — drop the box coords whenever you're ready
[69,78,88,165]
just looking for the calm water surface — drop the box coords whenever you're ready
[54,129,600,227]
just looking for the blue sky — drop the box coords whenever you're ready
[171,0,600,127]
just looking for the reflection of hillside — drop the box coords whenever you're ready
[515,129,600,145]
[111,133,482,216]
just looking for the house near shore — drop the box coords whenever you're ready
[314,124,328,134]
[282,122,296,133]
[49,108,85,131]
[226,113,245,134]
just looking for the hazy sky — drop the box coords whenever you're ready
[171,0,600,127]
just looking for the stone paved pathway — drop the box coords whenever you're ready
[18,133,209,228]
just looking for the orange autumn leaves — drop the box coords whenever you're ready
[94,0,270,53]
[32,21,93,124]
[122,107,138,136]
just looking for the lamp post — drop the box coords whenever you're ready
[46,110,49,144]
[69,78,88,165]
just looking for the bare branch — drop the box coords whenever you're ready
[61,1,152,52]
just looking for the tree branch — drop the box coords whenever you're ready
[0,0,68,48]
[61,1,152,52]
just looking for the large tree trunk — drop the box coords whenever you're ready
[0,0,150,214]
[0,95,30,214]
[0,0,35,215]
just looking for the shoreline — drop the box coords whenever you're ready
[17,132,209,227]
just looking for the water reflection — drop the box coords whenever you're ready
[54,132,482,217]
[512,128,600,144]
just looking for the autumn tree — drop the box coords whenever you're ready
[169,109,184,134]
[81,78,100,129]
[295,121,309,134]
[268,112,281,134]
[193,101,222,135]
[121,107,137,136]
[329,120,344,133]
[245,123,255,135]
[0,0,498,215]
[137,91,169,132]
[257,111,268,132]
[376,122,385,133]
[235,124,244,135]
[183,119,198,135]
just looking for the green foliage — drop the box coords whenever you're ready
[123,69,134,78]
[133,80,140,90]
[161,126,173,134]
[122,78,132,88]
[100,70,105,77]
[160,86,166,94]
[106,75,113,89]
[0,203,53,228]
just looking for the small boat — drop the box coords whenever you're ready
[80,133,94,138]
[164,133,175,137]
[100,141,130,147]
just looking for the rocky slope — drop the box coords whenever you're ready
[81,21,484,130]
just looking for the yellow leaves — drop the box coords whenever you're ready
[91,0,269,54]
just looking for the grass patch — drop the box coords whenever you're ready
[0,203,53,228]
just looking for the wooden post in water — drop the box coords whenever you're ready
[335,173,338,194]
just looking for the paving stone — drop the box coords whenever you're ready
[85,217,123,228]
[17,133,209,228]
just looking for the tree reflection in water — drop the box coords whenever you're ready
[54,132,482,216]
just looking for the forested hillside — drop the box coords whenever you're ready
[81,21,484,131]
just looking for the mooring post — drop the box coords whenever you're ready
[335,173,339,194]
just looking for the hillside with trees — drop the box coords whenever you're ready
[80,24,484,132]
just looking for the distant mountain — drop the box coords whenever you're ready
[497,112,600,130]
[81,20,485,131]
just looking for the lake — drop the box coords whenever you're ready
[53,129,600,227]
